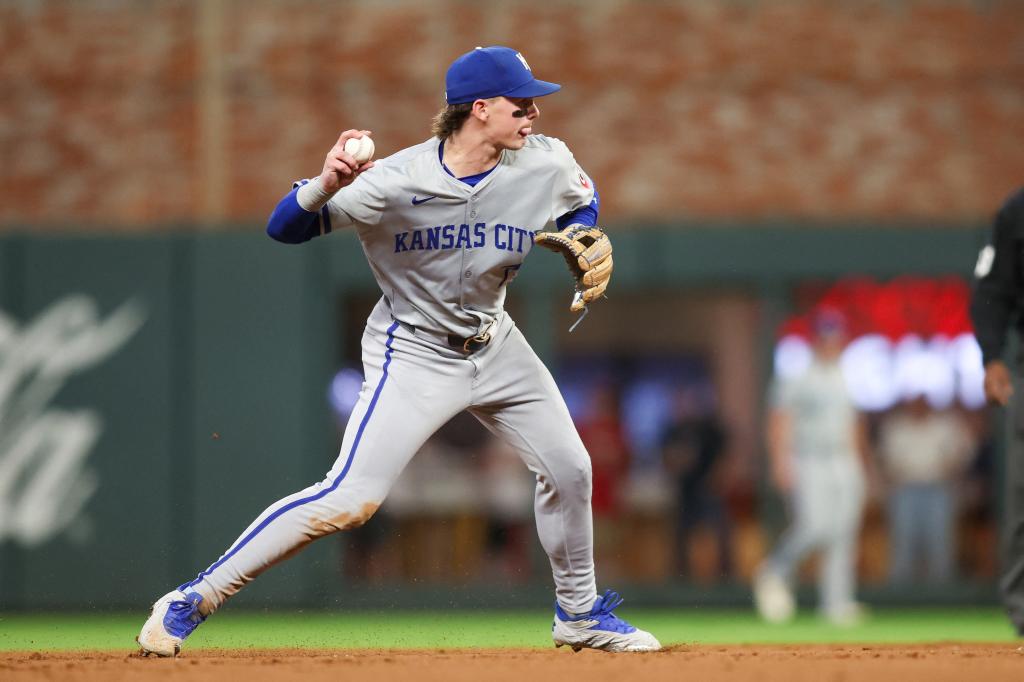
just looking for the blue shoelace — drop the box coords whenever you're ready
[558,589,638,634]
[163,592,207,639]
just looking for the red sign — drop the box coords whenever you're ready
[779,276,973,341]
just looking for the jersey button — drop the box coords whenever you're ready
[470,211,477,218]
[464,270,472,278]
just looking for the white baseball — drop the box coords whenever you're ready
[344,136,375,164]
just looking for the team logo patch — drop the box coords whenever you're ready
[578,172,590,189]
[975,245,995,278]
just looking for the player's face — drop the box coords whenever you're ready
[815,330,846,361]
[486,96,539,150]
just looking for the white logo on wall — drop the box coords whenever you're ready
[0,295,145,547]
[974,245,995,279]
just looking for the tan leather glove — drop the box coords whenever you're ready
[533,225,613,312]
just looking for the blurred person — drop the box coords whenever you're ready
[754,309,870,625]
[970,187,1024,636]
[480,432,536,580]
[877,395,973,584]
[576,384,630,519]
[959,411,999,579]
[575,384,631,578]
[136,45,659,656]
[660,385,733,580]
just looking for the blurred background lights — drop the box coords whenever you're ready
[328,368,364,418]
[774,278,985,412]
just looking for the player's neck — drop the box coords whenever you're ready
[443,131,501,178]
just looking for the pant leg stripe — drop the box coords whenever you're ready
[185,320,400,588]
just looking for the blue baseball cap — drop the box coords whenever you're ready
[813,307,847,337]
[445,46,561,105]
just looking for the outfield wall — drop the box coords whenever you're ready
[0,225,990,609]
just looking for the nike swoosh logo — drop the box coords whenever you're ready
[411,195,437,206]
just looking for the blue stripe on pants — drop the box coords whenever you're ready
[185,320,400,588]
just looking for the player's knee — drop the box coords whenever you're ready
[546,448,592,498]
[307,500,381,537]
[577,457,593,492]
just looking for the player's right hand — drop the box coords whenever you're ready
[318,129,374,193]
[984,360,1014,406]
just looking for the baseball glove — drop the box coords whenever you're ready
[533,224,613,312]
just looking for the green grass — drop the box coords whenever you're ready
[0,609,1016,652]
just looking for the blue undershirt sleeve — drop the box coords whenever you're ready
[556,186,600,229]
[266,187,322,244]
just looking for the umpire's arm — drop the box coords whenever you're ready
[971,190,1024,405]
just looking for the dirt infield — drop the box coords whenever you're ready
[3,644,1023,681]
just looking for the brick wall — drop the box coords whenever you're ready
[2,0,1022,229]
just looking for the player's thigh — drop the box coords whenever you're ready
[473,401,591,492]
[325,323,470,501]
[791,459,834,540]
[829,456,865,534]
[470,330,590,488]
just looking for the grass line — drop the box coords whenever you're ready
[0,609,1015,651]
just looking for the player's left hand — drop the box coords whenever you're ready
[533,225,613,312]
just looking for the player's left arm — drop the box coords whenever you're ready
[556,186,600,229]
[537,188,611,311]
[547,137,597,224]
[533,139,611,311]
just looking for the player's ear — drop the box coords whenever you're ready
[471,98,493,122]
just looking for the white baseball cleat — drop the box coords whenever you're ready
[136,587,207,657]
[753,569,795,624]
[552,590,661,652]
[824,601,869,627]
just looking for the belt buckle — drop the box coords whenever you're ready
[463,332,491,353]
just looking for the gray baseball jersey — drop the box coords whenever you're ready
[180,133,601,616]
[770,360,859,459]
[323,134,594,337]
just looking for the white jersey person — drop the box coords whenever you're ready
[877,395,972,584]
[137,45,660,656]
[754,309,869,626]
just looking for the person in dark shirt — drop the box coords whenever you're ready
[970,187,1024,636]
[660,386,733,580]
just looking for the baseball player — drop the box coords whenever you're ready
[753,309,869,626]
[137,46,659,655]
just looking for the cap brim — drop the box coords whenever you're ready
[502,79,561,99]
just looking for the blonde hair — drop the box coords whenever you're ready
[430,102,474,140]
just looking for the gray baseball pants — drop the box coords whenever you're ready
[182,298,598,614]
[764,453,866,615]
